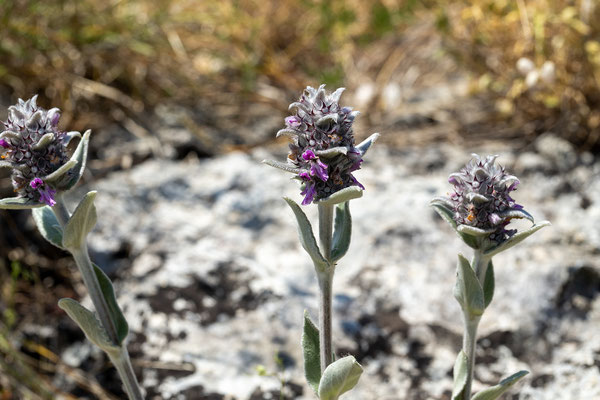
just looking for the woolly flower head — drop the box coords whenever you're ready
[0,96,73,206]
[265,85,378,205]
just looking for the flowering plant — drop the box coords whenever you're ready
[431,154,550,400]
[0,97,143,399]
[265,85,378,399]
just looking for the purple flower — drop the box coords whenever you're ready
[1,96,70,206]
[271,85,366,204]
[286,116,301,127]
[29,178,56,206]
[445,154,529,243]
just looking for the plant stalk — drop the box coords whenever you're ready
[462,313,481,399]
[317,203,335,371]
[462,250,490,399]
[317,270,334,372]
[53,195,144,400]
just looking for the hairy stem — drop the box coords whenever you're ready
[53,195,144,400]
[318,204,334,261]
[462,313,481,399]
[462,250,490,399]
[317,270,334,372]
[317,203,335,371]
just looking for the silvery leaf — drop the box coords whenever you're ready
[64,131,82,146]
[484,221,550,258]
[58,298,120,356]
[302,311,321,394]
[317,186,363,206]
[283,197,328,272]
[93,263,129,345]
[318,356,363,400]
[483,260,495,308]
[356,133,380,157]
[62,191,97,249]
[0,197,44,209]
[498,208,534,223]
[56,129,91,191]
[331,201,352,262]
[314,147,348,158]
[262,159,299,174]
[32,133,55,151]
[471,370,529,400]
[457,225,495,237]
[454,254,484,317]
[32,206,64,249]
[452,351,468,400]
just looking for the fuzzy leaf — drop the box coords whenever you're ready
[331,202,352,262]
[62,191,97,249]
[302,311,321,394]
[483,260,495,308]
[498,208,534,223]
[64,131,82,146]
[430,200,479,249]
[318,356,363,400]
[457,224,495,237]
[318,186,363,206]
[58,129,91,191]
[58,298,120,356]
[452,351,468,400]
[314,147,348,158]
[356,133,380,156]
[454,254,485,317]
[262,159,299,173]
[42,159,77,185]
[471,370,529,400]
[0,196,44,209]
[93,263,129,345]
[32,133,55,151]
[276,128,300,139]
[283,197,328,271]
[32,206,64,249]
[484,221,551,258]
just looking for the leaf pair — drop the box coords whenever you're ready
[453,255,495,318]
[452,351,528,400]
[284,198,353,269]
[32,191,98,251]
[303,312,363,399]
[59,264,129,353]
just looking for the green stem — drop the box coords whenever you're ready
[317,270,334,372]
[462,313,481,399]
[318,204,334,261]
[317,203,335,371]
[462,250,491,399]
[53,195,144,400]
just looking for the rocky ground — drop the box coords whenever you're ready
[49,130,599,399]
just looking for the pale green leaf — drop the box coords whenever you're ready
[32,206,64,249]
[62,191,97,249]
[471,370,529,400]
[302,311,321,394]
[318,356,363,400]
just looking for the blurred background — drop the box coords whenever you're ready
[0,0,599,399]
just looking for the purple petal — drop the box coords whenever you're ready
[298,171,310,180]
[285,116,301,127]
[300,182,316,205]
[489,213,502,225]
[507,179,520,191]
[0,139,9,148]
[302,149,316,161]
[350,174,365,190]
[38,187,57,207]
[310,160,329,181]
[30,177,44,189]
